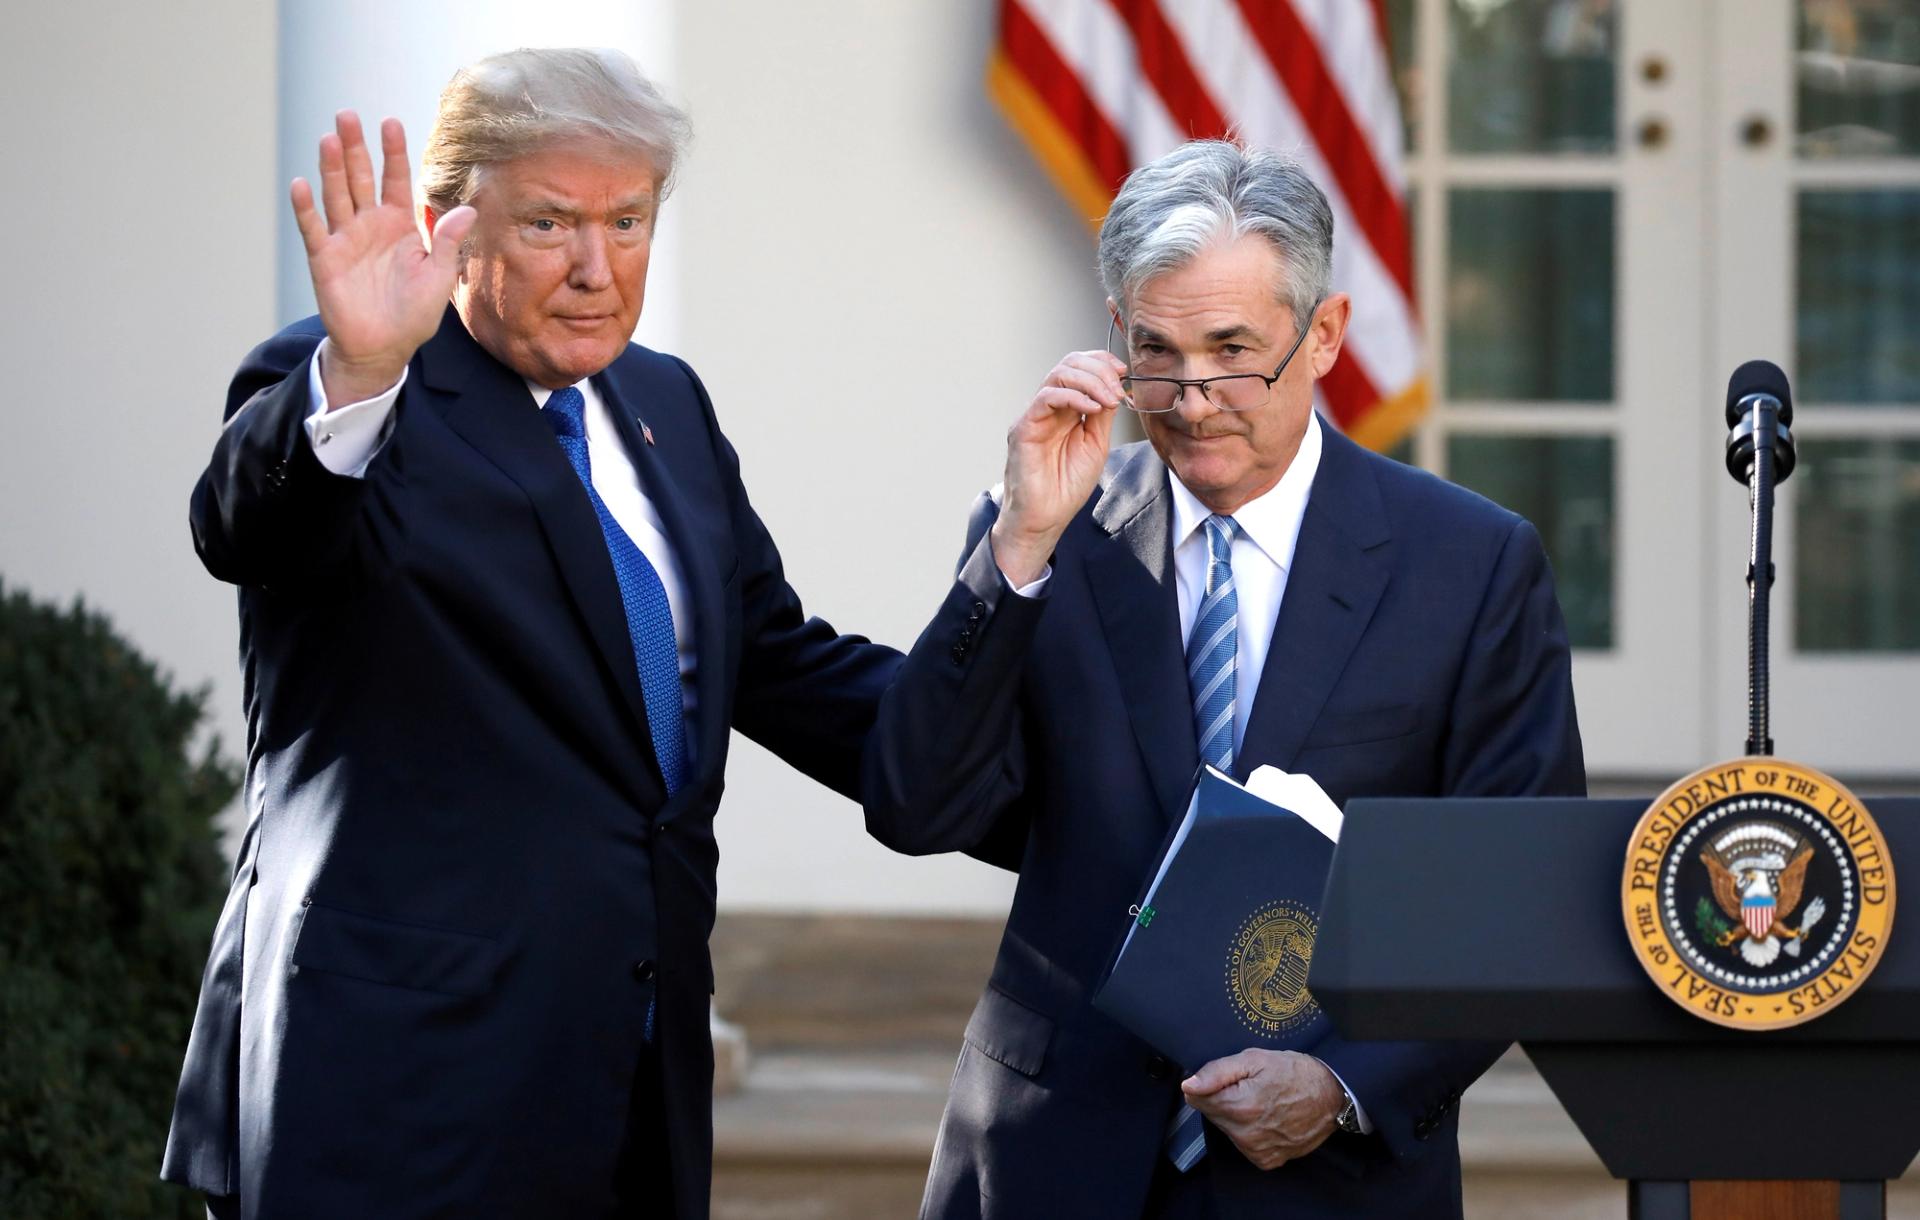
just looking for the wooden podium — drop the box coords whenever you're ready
[1310,796,1920,1220]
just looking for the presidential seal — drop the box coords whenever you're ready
[1622,758,1896,1030]
[1226,901,1320,1038]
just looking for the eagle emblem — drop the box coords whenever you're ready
[1623,758,1894,1031]
[1700,822,1827,968]
[1226,902,1321,1037]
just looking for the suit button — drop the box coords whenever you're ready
[950,645,966,666]
[1145,1055,1174,1081]
[633,959,657,983]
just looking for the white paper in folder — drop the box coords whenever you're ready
[1244,765,1344,843]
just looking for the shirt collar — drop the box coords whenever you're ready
[526,379,596,409]
[1168,409,1323,573]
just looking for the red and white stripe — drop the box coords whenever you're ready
[990,0,1425,448]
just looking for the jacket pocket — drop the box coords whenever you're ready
[1300,702,1424,750]
[962,984,1054,1078]
[291,901,503,997]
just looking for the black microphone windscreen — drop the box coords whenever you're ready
[1726,360,1793,427]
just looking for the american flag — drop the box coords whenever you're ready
[988,0,1426,450]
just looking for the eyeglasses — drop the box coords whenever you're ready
[1106,315,1313,414]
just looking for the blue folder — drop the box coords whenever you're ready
[1092,766,1337,1073]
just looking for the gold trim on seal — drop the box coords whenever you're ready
[1227,901,1320,1037]
[1621,758,1895,1031]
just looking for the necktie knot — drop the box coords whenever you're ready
[545,385,587,440]
[1204,514,1238,564]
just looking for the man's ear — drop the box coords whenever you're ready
[1307,293,1352,379]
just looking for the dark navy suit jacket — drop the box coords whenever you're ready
[864,430,1586,1219]
[163,308,898,1218]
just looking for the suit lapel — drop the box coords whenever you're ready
[417,311,661,778]
[593,369,729,801]
[1237,426,1392,778]
[1083,446,1199,822]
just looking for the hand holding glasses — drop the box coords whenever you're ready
[1105,315,1313,414]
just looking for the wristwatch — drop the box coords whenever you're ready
[1334,1089,1362,1135]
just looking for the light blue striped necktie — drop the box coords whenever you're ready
[544,386,689,798]
[1166,512,1240,1171]
[1188,514,1241,773]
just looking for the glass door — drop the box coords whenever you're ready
[1710,0,1920,773]
[1390,0,1715,774]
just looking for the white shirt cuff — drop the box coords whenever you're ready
[1012,566,1051,599]
[305,338,405,478]
[1313,1058,1374,1134]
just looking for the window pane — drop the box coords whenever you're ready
[1447,189,1614,401]
[1797,0,1920,158]
[1448,0,1616,154]
[1446,434,1614,648]
[1797,190,1920,402]
[1794,437,1920,652]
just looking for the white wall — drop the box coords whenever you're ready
[0,0,276,773]
[672,3,1108,913]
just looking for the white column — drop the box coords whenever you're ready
[275,0,682,353]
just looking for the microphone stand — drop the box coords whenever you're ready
[1743,401,1780,757]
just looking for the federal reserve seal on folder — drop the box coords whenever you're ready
[1092,766,1342,1072]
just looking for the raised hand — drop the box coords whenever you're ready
[989,351,1125,585]
[291,111,477,407]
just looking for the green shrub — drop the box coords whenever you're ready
[0,581,237,1218]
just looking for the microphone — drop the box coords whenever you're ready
[1722,359,1797,756]
[1724,359,1797,484]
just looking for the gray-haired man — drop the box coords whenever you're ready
[864,140,1585,1218]
[164,48,898,1219]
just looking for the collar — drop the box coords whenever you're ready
[1168,409,1324,573]
[527,380,571,408]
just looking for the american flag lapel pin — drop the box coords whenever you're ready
[639,419,656,446]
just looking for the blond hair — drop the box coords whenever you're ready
[421,47,691,215]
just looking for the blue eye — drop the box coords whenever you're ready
[532,218,557,231]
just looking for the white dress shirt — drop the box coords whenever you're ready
[302,339,699,737]
[1168,411,1323,759]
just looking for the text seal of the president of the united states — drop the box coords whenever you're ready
[1622,758,1895,1030]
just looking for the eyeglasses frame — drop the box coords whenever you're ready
[1105,312,1316,415]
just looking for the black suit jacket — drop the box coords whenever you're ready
[163,308,898,1219]
[865,430,1585,1219]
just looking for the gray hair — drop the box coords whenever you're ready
[421,47,692,216]
[1098,140,1334,328]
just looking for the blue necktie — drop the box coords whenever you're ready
[544,386,689,796]
[1187,515,1241,774]
[1166,513,1240,1171]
